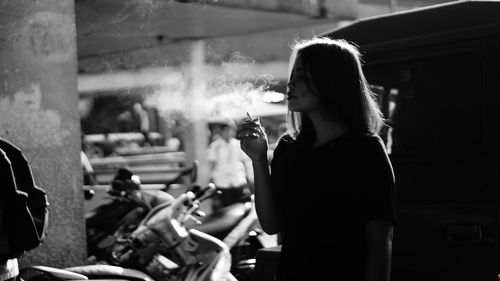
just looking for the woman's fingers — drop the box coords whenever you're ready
[237,124,260,138]
[236,117,265,142]
[239,122,260,131]
[236,128,261,139]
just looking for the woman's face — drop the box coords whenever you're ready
[286,54,321,113]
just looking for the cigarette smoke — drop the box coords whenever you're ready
[102,0,286,124]
[143,54,284,124]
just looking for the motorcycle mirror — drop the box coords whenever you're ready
[189,184,203,198]
[114,167,134,181]
[194,183,218,201]
[131,174,141,185]
[84,189,95,200]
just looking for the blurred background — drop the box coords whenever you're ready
[0,0,458,269]
[76,0,454,187]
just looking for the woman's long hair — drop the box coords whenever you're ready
[284,37,384,141]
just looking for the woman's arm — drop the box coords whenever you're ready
[251,158,282,235]
[365,219,394,281]
[237,119,283,235]
[360,136,396,281]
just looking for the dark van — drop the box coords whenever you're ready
[324,1,500,280]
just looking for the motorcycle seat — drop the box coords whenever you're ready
[192,201,253,240]
[64,264,154,281]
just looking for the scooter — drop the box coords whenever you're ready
[192,191,265,281]
[86,162,269,281]
[109,182,236,281]
[85,162,198,264]
[20,183,236,281]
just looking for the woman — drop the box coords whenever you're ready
[237,37,396,281]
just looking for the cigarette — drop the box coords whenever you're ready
[246,112,253,120]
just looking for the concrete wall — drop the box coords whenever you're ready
[0,0,86,268]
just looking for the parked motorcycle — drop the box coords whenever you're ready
[109,182,236,281]
[85,161,198,264]
[86,161,268,281]
[20,180,236,281]
[192,192,264,281]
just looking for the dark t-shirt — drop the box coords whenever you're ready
[270,133,396,281]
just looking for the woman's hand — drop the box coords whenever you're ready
[236,117,268,162]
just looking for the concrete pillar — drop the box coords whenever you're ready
[0,0,85,268]
[183,40,210,188]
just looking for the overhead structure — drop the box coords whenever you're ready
[75,0,338,72]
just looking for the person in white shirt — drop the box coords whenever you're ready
[207,122,253,211]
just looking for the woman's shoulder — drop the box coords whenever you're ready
[272,133,296,155]
[348,133,389,158]
[336,132,385,153]
[347,132,383,145]
[277,133,297,147]
[278,133,295,143]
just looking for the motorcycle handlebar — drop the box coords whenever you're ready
[193,183,218,202]
[107,160,199,195]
